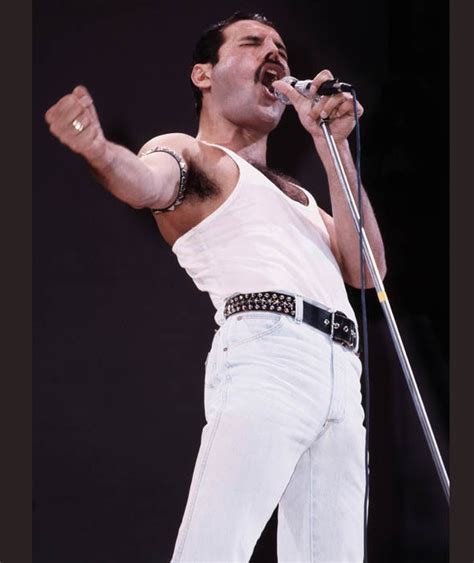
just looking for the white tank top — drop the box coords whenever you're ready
[172,143,357,326]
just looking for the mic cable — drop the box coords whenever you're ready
[351,87,371,563]
[275,77,371,561]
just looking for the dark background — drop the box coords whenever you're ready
[33,1,448,561]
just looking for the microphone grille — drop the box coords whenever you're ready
[273,76,298,105]
[281,76,297,86]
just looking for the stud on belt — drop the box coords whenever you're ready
[223,291,358,352]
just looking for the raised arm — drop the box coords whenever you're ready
[273,71,387,289]
[44,85,194,211]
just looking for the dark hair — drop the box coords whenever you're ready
[191,11,278,116]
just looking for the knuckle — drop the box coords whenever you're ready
[320,68,333,78]
[62,94,78,111]
[74,84,88,96]
[56,97,70,112]
[78,95,93,108]
[60,94,73,105]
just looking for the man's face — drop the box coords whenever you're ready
[206,20,291,132]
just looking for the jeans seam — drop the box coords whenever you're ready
[173,373,230,561]
[311,340,335,444]
[328,343,347,424]
[313,418,331,442]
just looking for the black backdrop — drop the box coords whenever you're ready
[33,1,449,561]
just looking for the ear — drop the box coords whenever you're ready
[191,63,212,91]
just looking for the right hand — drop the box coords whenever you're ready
[44,85,107,165]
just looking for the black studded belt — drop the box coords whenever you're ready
[223,291,358,351]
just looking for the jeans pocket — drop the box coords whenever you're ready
[227,312,284,348]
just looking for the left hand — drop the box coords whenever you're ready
[272,69,364,144]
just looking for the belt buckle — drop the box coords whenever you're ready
[330,311,356,351]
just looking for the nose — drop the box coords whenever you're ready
[261,36,288,71]
[262,36,281,59]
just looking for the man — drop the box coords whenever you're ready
[45,11,386,562]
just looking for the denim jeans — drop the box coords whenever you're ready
[171,300,366,562]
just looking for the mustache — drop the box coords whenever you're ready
[254,57,286,84]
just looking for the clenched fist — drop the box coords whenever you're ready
[44,85,107,165]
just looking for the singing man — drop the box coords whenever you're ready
[45,11,386,562]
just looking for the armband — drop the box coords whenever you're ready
[138,146,188,214]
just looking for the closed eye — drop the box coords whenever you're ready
[240,44,288,62]
[239,36,288,61]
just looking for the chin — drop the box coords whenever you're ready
[256,105,284,131]
[227,100,284,132]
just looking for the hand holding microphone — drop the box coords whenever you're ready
[274,76,354,105]
[272,69,363,143]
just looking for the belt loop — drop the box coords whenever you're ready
[330,310,335,338]
[294,295,303,324]
[354,325,360,356]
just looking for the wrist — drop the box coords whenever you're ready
[313,136,350,169]
[86,139,114,172]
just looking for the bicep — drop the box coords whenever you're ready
[137,133,197,210]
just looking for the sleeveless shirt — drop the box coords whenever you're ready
[172,143,357,327]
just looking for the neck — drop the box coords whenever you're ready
[196,108,269,166]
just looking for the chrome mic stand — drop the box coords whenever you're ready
[319,118,450,503]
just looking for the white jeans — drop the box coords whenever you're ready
[171,308,366,562]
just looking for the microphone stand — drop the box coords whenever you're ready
[318,118,450,503]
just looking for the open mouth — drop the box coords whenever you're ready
[258,65,285,98]
[261,69,280,93]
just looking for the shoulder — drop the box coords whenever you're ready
[138,134,237,197]
[139,133,234,167]
[140,136,238,247]
[140,133,237,200]
[138,133,226,167]
[138,133,200,162]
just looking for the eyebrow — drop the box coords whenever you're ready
[239,34,288,56]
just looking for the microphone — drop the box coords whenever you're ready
[274,76,353,105]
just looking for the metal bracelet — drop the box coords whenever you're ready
[139,146,188,214]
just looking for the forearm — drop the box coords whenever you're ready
[317,138,387,287]
[87,141,162,209]
[45,86,169,209]
[273,69,387,287]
